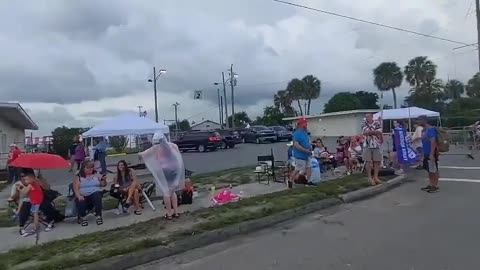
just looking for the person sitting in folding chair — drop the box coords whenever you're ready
[112,160,142,215]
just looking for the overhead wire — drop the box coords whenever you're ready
[272,0,472,46]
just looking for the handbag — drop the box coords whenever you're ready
[64,195,77,218]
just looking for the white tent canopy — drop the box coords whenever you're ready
[82,113,170,137]
[374,106,440,120]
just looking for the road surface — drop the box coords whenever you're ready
[132,153,480,270]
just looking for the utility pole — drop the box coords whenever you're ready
[173,102,180,131]
[220,97,224,127]
[222,72,229,129]
[476,0,480,72]
[217,88,222,126]
[230,64,236,130]
[153,67,158,122]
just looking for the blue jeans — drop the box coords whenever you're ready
[8,167,18,184]
[97,151,107,173]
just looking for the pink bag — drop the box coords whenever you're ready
[211,189,240,206]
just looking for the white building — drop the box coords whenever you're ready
[283,109,378,138]
[191,120,222,131]
[0,103,38,167]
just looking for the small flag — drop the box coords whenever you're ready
[193,90,202,100]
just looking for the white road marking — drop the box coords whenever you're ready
[440,178,480,183]
[438,166,480,170]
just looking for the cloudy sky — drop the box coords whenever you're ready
[1,0,478,136]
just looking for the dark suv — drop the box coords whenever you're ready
[269,126,293,142]
[216,129,242,149]
[172,131,221,152]
[243,125,277,144]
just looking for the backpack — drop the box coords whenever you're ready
[435,127,450,153]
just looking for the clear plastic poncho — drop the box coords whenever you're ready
[139,133,185,196]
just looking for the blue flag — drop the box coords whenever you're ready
[394,127,417,164]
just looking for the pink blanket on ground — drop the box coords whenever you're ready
[211,189,240,205]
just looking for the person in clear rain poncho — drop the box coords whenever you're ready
[139,132,185,220]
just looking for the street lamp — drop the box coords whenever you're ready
[147,67,167,123]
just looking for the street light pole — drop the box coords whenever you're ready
[173,102,180,131]
[230,64,236,130]
[222,72,229,129]
[148,66,167,123]
[476,0,480,72]
[153,67,158,122]
[217,88,222,126]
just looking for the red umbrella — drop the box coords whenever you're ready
[10,153,70,169]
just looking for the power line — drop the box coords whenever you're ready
[272,0,471,46]
[184,106,219,120]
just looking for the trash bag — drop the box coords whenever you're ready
[64,195,77,218]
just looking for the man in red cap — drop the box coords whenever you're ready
[290,118,312,188]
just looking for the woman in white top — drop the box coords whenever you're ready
[411,123,424,169]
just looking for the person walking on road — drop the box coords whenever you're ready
[362,114,383,186]
[289,118,312,189]
[418,115,440,193]
[7,144,21,183]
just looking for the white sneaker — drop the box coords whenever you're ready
[395,169,405,175]
[19,229,31,237]
[45,221,54,232]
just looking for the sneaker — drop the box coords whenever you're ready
[421,185,432,191]
[427,186,440,193]
[395,169,405,175]
[19,229,31,237]
[45,221,54,232]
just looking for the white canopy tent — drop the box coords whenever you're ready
[374,106,440,120]
[82,113,170,138]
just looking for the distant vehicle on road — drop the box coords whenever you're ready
[269,126,292,142]
[172,131,221,152]
[216,129,242,149]
[243,125,277,144]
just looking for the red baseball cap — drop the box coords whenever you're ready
[297,118,308,126]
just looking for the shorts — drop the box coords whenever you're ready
[363,148,382,162]
[30,204,40,214]
[423,157,439,174]
[294,158,311,173]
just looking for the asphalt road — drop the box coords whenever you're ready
[132,155,480,270]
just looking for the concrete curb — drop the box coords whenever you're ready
[73,198,342,270]
[340,175,407,203]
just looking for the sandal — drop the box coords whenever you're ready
[80,218,88,227]
[368,180,377,186]
[96,216,103,225]
[134,210,142,215]
[172,213,180,219]
[164,214,173,220]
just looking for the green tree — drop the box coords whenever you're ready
[169,119,191,131]
[255,106,286,126]
[227,111,251,128]
[466,73,480,98]
[286,78,306,115]
[302,75,321,114]
[404,56,437,88]
[443,97,480,126]
[273,90,295,116]
[109,136,128,153]
[354,91,380,109]
[444,79,465,100]
[51,126,88,158]
[373,62,403,108]
[323,92,361,113]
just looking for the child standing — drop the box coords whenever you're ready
[19,168,44,235]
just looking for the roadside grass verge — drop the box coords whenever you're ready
[0,173,394,270]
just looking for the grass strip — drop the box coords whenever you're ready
[0,174,392,270]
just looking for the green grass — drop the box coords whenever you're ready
[0,173,394,270]
[192,166,256,190]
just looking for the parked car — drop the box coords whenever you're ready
[172,131,221,152]
[216,129,242,149]
[269,126,293,142]
[243,125,277,144]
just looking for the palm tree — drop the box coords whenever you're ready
[373,62,403,108]
[404,56,437,88]
[466,73,480,98]
[302,75,321,114]
[444,80,464,100]
[273,90,295,116]
[286,78,306,115]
